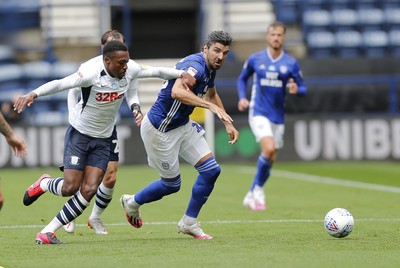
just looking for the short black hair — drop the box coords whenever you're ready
[205,31,233,48]
[101,30,126,45]
[103,40,128,58]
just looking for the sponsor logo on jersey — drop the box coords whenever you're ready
[187,67,198,77]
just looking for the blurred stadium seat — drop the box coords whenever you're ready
[362,29,389,57]
[388,28,400,56]
[306,31,336,58]
[335,29,363,58]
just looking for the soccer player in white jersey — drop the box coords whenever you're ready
[62,30,131,235]
[237,21,307,211]
[120,31,239,239]
[14,40,195,244]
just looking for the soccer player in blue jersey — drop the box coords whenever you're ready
[120,31,239,239]
[237,21,307,211]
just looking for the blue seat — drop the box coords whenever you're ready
[362,29,389,57]
[306,31,336,58]
[388,29,400,56]
[22,60,52,80]
[384,7,400,25]
[303,9,331,30]
[0,63,23,83]
[331,8,358,27]
[52,61,79,79]
[357,7,385,26]
[335,30,363,58]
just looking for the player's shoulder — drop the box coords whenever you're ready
[249,50,266,59]
[281,51,299,64]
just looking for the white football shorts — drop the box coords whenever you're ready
[249,115,285,149]
[141,114,211,178]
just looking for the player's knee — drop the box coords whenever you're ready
[61,181,81,196]
[79,184,98,200]
[103,172,117,188]
[161,175,181,194]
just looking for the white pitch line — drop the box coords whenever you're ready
[238,167,400,193]
[1,218,400,229]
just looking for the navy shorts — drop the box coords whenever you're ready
[63,125,111,173]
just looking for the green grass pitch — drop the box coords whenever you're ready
[0,162,399,268]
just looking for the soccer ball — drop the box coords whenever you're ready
[324,208,354,238]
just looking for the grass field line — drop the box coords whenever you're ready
[1,218,400,229]
[238,166,400,193]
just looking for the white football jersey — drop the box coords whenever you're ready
[33,55,183,138]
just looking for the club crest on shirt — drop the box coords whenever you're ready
[118,78,127,87]
[279,65,288,74]
[70,156,80,166]
[162,162,170,170]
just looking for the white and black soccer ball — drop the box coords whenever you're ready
[324,208,354,238]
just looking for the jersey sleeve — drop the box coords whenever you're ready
[237,57,254,99]
[291,61,307,95]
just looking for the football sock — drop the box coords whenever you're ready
[90,182,114,219]
[55,190,90,226]
[181,214,197,226]
[250,154,271,191]
[134,175,181,205]
[39,178,51,192]
[46,177,64,196]
[185,157,221,218]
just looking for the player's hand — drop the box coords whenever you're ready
[287,78,298,94]
[181,72,196,90]
[133,110,143,127]
[13,92,37,113]
[209,103,233,124]
[237,98,249,112]
[225,124,239,144]
[6,133,28,158]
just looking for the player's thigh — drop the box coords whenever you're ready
[180,133,211,167]
[141,116,181,178]
[249,116,285,149]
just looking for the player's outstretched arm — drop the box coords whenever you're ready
[13,92,37,113]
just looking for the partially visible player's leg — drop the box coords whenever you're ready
[87,126,119,234]
[178,127,216,239]
[36,129,109,244]
[120,115,181,229]
[88,161,118,234]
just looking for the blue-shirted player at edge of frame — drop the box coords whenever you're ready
[237,21,307,211]
[120,30,240,240]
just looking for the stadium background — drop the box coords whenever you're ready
[0,0,399,168]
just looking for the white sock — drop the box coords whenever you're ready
[39,178,51,191]
[127,195,141,210]
[41,217,63,234]
[182,214,197,226]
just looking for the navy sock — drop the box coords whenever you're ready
[134,175,181,205]
[185,157,221,218]
[250,154,271,191]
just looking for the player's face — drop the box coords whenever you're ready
[104,51,129,79]
[266,26,285,51]
[204,42,230,70]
